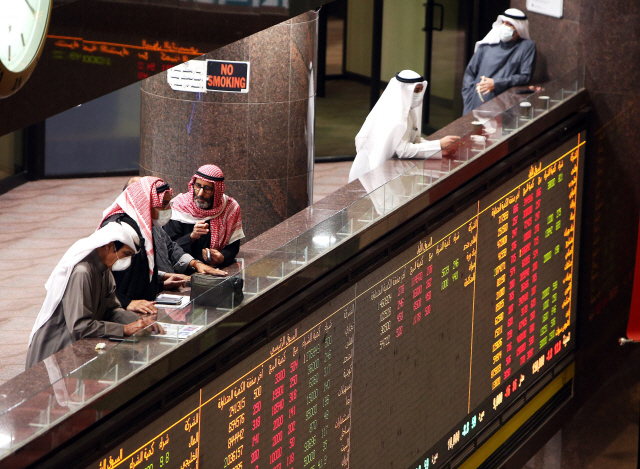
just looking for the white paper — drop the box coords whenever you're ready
[167,60,207,93]
[526,0,563,18]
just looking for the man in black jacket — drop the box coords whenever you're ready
[164,165,244,268]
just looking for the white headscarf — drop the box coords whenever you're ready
[349,70,427,183]
[28,222,139,345]
[474,8,531,52]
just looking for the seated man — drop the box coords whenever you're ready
[124,177,227,281]
[462,8,536,114]
[164,165,244,267]
[349,70,459,182]
[99,176,182,314]
[26,222,163,369]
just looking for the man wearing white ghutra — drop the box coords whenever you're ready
[349,70,460,183]
[462,8,536,114]
[26,222,164,369]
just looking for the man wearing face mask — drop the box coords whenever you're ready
[164,165,244,267]
[124,177,227,281]
[99,176,184,313]
[462,8,536,114]
[348,70,460,183]
[25,222,164,369]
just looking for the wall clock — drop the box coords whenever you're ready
[0,0,52,98]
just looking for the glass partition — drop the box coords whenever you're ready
[0,66,586,459]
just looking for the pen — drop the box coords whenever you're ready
[476,76,486,103]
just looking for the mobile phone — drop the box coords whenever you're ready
[516,89,535,94]
[155,294,183,305]
[108,337,139,343]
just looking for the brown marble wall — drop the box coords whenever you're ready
[140,11,318,241]
[524,348,640,469]
[511,0,640,466]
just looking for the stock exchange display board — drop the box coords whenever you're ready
[92,132,585,469]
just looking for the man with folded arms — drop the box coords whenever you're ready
[26,222,163,369]
[164,165,244,267]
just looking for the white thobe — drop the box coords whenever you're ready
[394,110,442,159]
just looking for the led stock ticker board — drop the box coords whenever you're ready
[91,132,585,469]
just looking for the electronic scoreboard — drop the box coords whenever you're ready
[91,131,585,469]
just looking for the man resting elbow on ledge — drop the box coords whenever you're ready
[100,176,179,315]
[26,222,164,370]
[348,70,460,183]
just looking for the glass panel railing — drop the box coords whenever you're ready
[0,65,585,459]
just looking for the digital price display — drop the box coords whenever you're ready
[91,133,585,469]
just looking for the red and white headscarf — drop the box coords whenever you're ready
[170,165,244,250]
[99,176,173,279]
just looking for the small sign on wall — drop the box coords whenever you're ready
[206,60,250,93]
[167,60,207,92]
[526,0,563,18]
[167,60,250,93]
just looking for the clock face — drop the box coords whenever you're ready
[0,0,51,73]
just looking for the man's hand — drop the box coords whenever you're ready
[127,299,157,314]
[439,135,461,157]
[477,76,495,95]
[164,273,190,282]
[194,262,228,276]
[202,248,225,266]
[124,317,165,336]
[163,274,187,290]
[190,222,209,241]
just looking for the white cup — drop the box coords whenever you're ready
[520,101,533,120]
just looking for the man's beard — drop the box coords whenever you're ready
[195,196,213,210]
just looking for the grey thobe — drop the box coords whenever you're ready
[26,250,139,369]
[462,38,536,114]
[154,226,194,277]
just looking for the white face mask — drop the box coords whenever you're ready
[411,93,423,109]
[153,208,172,227]
[112,248,132,271]
[499,24,515,42]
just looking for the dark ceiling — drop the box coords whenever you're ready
[0,0,332,137]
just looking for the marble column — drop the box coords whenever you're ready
[140,11,318,241]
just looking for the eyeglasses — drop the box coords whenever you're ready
[194,182,214,195]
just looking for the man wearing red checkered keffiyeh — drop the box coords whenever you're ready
[164,165,244,267]
[99,176,179,312]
